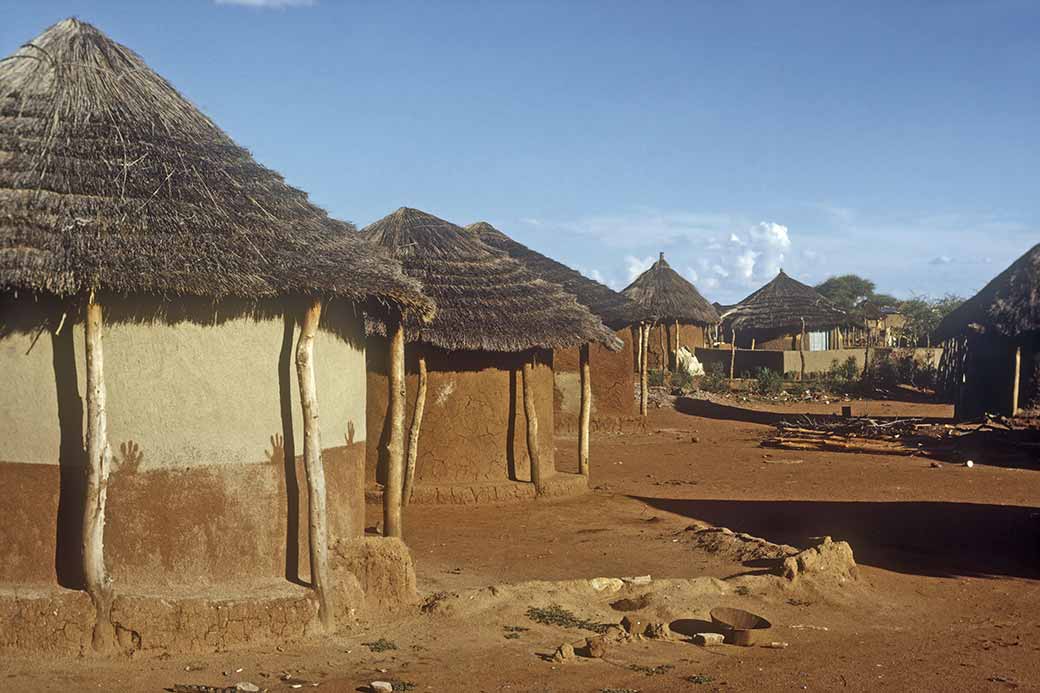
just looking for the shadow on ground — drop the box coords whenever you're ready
[674,397,953,427]
[634,496,1040,580]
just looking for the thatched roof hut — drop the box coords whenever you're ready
[934,243,1040,342]
[721,270,846,335]
[465,221,643,431]
[466,221,641,329]
[0,19,424,646]
[621,253,719,325]
[361,208,617,350]
[360,208,611,504]
[0,18,430,317]
[934,243,1040,420]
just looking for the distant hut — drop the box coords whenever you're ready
[0,19,432,650]
[360,209,617,507]
[720,270,846,377]
[466,222,643,433]
[621,253,719,414]
[934,243,1040,419]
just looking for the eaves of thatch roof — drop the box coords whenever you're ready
[360,208,620,352]
[721,270,846,334]
[465,221,642,329]
[620,253,718,325]
[934,242,1040,342]
[0,19,432,319]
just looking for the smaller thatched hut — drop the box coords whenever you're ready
[466,222,643,432]
[621,253,719,414]
[721,270,847,351]
[934,243,1040,419]
[360,209,618,512]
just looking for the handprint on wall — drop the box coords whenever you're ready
[266,433,285,465]
[119,440,143,470]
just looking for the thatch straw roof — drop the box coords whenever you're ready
[0,19,431,317]
[621,253,719,324]
[360,208,621,352]
[465,221,641,329]
[720,270,845,334]
[934,243,1040,341]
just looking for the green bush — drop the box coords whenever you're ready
[754,367,785,395]
[648,368,665,387]
[698,362,729,393]
[828,356,860,383]
[670,369,694,391]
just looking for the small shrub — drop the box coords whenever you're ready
[526,604,609,633]
[647,368,665,386]
[699,362,729,393]
[362,638,398,652]
[754,367,784,395]
[670,369,694,391]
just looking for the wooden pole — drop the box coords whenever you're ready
[384,318,406,537]
[658,322,666,371]
[296,298,332,630]
[799,317,806,382]
[1011,344,1022,416]
[402,352,427,505]
[639,324,649,417]
[84,297,115,652]
[522,352,545,494]
[674,319,681,369]
[578,343,591,476]
[729,329,737,380]
[750,337,756,351]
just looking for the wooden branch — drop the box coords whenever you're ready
[639,324,649,417]
[729,329,736,380]
[578,343,591,476]
[523,353,545,494]
[84,298,115,652]
[1012,345,1021,416]
[402,352,427,506]
[384,319,406,537]
[799,317,806,382]
[296,298,332,630]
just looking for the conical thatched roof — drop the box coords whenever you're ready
[360,208,620,352]
[934,243,1040,341]
[0,19,431,317]
[465,221,641,329]
[721,270,846,333]
[621,253,718,324]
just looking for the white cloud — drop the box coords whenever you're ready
[521,217,543,227]
[215,0,315,7]
[684,266,699,282]
[624,255,655,284]
[929,255,953,265]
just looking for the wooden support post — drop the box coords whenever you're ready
[799,317,806,382]
[750,337,756,351]
[84,298,115,652]
[403,352,427,506]
[384,318,406,537]
[639,324,649,417]
[729,329,737,380]
[523,353,545,494]
[578,343,591,477]
[674,319,681,369]
[1012,344,1022,416]
[297,298,333,630]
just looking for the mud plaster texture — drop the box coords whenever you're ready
[554,329,643,434]
[642,322,708,371]
[365,339,556,493]
[365,471,588,506]
[0,296,402,654]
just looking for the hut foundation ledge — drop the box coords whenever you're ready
[0,537,418,656]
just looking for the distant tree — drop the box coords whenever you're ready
[899,294,964,346]
[815,275,876,312]
[870,293,902,308]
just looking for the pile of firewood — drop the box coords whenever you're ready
[761,415,933,457]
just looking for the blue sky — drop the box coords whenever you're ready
[4,1,1038,303]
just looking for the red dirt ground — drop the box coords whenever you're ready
[4,396,1039,692]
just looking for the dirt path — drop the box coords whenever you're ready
[4,397,1039,692]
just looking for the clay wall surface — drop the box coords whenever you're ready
[555,329,637,428]
[366,340,554,486]
[645,322,708,370]
[0,297,366,588]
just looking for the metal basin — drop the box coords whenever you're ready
[709,607,772,646]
